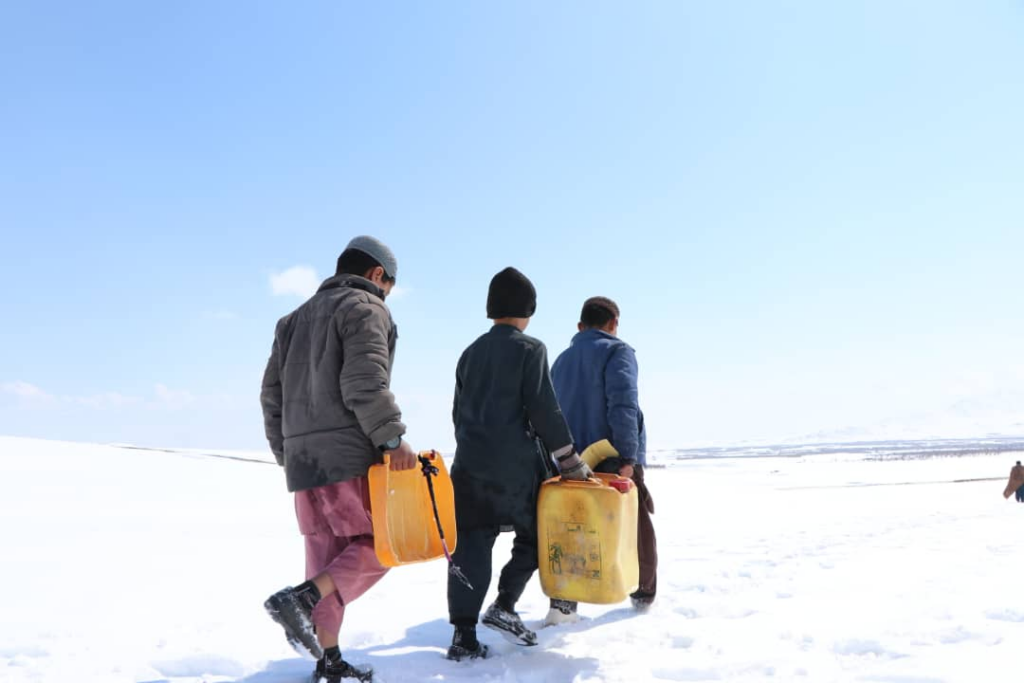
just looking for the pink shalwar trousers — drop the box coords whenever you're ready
[294,477,389,637]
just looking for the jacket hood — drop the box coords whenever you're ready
[317,274,386,300]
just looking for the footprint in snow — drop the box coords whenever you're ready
[0,646,48,659]
[672,635,695,649]
[985,608,1024,622]
[651,665,721,681]
[151,655,247,679]
[832,639,901,659]
[856,676,946,683]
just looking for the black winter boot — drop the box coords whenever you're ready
[446,626,489,661]
[482,601,537,646]
[630,589,656,611]
[311,646,373,682]
[265,580,323,659]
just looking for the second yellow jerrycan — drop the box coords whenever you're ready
[537,472,639,604]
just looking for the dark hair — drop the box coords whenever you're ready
[336,248,395,283]
[580,296,620,328]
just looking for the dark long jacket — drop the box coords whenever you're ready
[261,275,406,492]
[551,328,647,467]
[451,324,574,528]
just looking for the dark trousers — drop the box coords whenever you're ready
[448,519,538,627]
[633,465,658,595]
[1016,485,1024,503]
[594,461,658,596]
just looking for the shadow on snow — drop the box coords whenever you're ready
[236,616,610,682]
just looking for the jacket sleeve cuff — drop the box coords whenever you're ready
[551,444,574,460]
[369,421,406,450]
[555,449,581,471]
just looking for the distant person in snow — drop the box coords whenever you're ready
[1007,461,1024,503]
[445,267,591,661]
[260,236,417,683]
[545,296,658,626]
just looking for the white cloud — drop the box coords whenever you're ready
[2,380,206,412]
[154,384,196,409]
[2,382,143,409]
[270,266,320,299]
[268,266,406,302]
[1,381,54,401]
[72,392,142,409]
[388,284,411,300]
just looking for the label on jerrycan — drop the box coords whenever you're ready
[547,520,603,581]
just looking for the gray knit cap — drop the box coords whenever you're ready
[346,235,398,279]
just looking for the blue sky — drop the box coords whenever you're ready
[1,1,1022,452]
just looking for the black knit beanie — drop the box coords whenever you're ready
[486,267,537,319]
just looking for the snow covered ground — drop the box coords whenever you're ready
[2,435,1022,683]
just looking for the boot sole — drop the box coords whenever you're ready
[264,594,324,660]
[631,598,655,611]
[309,665,374,683]
[445,644,490,661]
[481,616,538,646]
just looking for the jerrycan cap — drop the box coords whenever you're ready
[608,477,634,493]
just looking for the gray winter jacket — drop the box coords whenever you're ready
[261,274,406,492]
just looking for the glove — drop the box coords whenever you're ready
[556,450,593,481]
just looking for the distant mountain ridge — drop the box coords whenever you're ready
[651,436,1024,463]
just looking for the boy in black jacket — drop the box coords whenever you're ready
[446,267,592,661]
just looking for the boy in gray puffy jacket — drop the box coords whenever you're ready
[261,236,418,683]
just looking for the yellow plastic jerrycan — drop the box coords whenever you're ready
[367,450,457,567]
[537,472,639,604]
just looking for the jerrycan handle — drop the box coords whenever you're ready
[381,450,439,468]
[559,476,604,488]
[558,473,630,490]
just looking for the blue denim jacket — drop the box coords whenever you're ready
[551,329,646,467]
